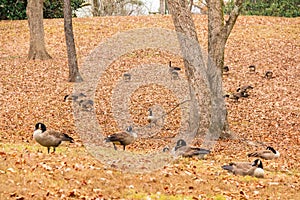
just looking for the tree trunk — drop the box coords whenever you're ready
[167,0,227,142]
[207,0,243,138]
[63,0,83,82]
[160,0,166,14]
[26,0,52,60]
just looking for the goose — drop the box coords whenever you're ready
[79,99,94,111]
[64,93,86,102]
[147,108,158,128]
[173,139,211,158]
[33,123,74,153]
[249,65,256,72]
[123,73,131,82]
[224,93,241,102]
[169,61,181,71]
[222,159,264,178]
[104,126,137,150]
[265,71,273,79]
[237,85,253,93]
[223,66,229,73]
[247,146,280,160]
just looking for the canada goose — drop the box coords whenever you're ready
[222,159,264,178]
[104,126,137,150]
[173,139,211,158]
[123,73,131,82]
[247,146,280,160]
[249,65,256,72]
[33,123,74,153]
[265,71,273,79]
[237,85,253,93]
[171,70,179,80]
[223,66,229,73]
[224,93,241,102]
[169,61,181,71]
[147,108,158,128]
[79,99,94,111]
[64,93,86,102]
[162,146,170,152]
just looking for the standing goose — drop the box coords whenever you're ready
[33,123,74,153]
[147,108,158,128]
[247,146,280,160]
[222,159,264,178]
[104,126,137,151]
[173,139,211,158]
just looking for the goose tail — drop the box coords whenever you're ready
[222,165,234,172]
[63,133,74,143]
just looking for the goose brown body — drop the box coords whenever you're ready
[33,123,74,153]
[248,146,280,160]
[174,139,210,158]
[105,126,137,150]
[222,159,264,178]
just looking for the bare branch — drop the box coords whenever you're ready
[225,0,243,36]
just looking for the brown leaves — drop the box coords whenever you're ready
[1,15,300,199]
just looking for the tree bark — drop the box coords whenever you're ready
[63,0,83,82]
[207,0,243,138]
[160,0,166,14]
[26,0,52,60]
[167,0,227,142]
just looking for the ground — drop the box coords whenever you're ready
[0,15,299,199]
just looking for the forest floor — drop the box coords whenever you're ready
[0,15,299,199]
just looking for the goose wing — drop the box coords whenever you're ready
[44,130,74,142]
[105,131,134,145]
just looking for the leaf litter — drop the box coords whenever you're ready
[0,15,299,199]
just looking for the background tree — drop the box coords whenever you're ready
[91,0,145,16]
[167,0,243,138]
[26,0,52,60]
[167,0,227,141]
[64,0,83,82]
[159,0,166,14]
[207,0,243,136]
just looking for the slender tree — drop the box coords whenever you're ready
[63,0,83,82]
[26,0,52,60]
[207,0,243,136]
[207,0,243,73]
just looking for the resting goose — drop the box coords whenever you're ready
[224,93,241,102]
[33,123,74,153]
[247,146,280,160]
[169,61,181,71]
[237,85,253,93]
[104,126,137,151]
[265,71,273,79]
[222,159,264,178]
[249,65,256,72]
[223,66,229,73]
[64,93,86,102]
[173,139,211,158]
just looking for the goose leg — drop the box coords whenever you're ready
[113,144,117,150]
[47,147,50,154]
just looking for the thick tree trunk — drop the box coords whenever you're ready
[26,0,52,60]
[167,0,227,142]
[63,0,83,82]
[207,0,243,138]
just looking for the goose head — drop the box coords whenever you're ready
[35,122,47,132]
